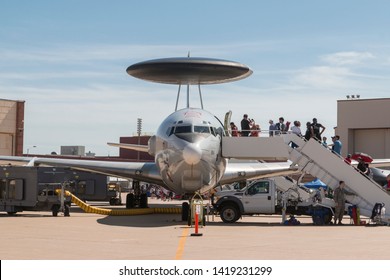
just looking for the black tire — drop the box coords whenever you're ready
[312,215,323,225]
[220,204,241,223]
[140,193,148,208]
[182,202,189,222]
[64,204,70,217]
[7,212,17,216]
[311,207,333,225]
[200,206,207,226]
[126,193,134,208]
[324,212,333,225]
[52,204,60,217]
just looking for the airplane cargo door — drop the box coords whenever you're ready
[354,129,390,158]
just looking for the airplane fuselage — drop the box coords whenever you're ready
[149,108,227,194]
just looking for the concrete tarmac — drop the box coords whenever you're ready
[1,198,390,260]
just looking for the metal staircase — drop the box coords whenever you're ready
[281,134,390,219]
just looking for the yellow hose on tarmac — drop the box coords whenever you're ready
[57,190,181,216]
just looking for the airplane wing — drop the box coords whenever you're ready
[350,158,390,168]
[219,160,299,185]
[365,159,390,168]
[107,142,149,153]
[0,156,164,186]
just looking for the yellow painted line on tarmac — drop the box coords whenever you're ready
[175,227,190,260]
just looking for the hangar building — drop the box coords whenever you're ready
[0,99,24,156]
[335,97,390,158]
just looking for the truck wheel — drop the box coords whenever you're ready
[200,206,207,226]
[64,204,70,217]
[311,207,332,225]
[52,205,60,217]
[324,211,333,225]
[220,204,240,223]
[182,202,189,221]
[312,215,323,225]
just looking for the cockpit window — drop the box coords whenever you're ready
[194,126,210,134]
[174,126,192,134]
[166,127,174,136]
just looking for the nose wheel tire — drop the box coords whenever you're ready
[182,202,189,221]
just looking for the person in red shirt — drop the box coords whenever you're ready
[250,122,260,137]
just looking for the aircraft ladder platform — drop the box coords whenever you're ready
[222,134,390,220]
[282,134,390,220]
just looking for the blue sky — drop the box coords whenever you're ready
[1,1,390,155]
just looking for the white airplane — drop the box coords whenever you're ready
[0,57,298,212]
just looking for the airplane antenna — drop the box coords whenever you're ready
[175,84,181,111]
[198,84,204,109]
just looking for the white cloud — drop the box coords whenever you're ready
[291,66,355,89]
[321,51,375,66]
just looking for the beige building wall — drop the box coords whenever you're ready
[336,98,390,158]
[0,99,25,156]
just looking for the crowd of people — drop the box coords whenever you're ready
[230,113,390,190]
[230,114,348,156]
[230,115,337,147]
[230,114,261,137]
[142,184,176,201]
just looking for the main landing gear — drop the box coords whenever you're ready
[126,181,148,209]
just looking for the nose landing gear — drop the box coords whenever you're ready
[181,193,206,227]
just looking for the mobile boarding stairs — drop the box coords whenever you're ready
[222,134,390,223]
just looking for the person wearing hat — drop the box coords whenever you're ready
[329,135,342,155]
[333,181,352,225]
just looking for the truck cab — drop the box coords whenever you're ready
[214,179,277,223]
[214,177,335,225]
[240,180,276,214]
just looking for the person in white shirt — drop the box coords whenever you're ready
[291,120,302,136]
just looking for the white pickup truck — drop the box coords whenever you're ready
[213,177,335,225]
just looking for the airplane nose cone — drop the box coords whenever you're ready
[183,144,202,165]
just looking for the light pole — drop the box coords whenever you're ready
[137,118,142,161]
[27,145,37,155]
